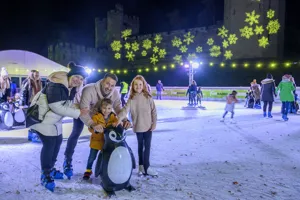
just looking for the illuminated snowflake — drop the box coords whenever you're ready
[124,43,131,50]
[245,10,260,26]
[266,19,280,34]
[228,34,238,44]
[153,46,159,53]
[154,34,163,44]
[172,36,182,47]
[254,25,264,35]
[267,9,275,19]
[141,50,147,57]
[158,49,167,58]
[142,39,152,50]
[126,51,135,61]
[222,40,229,49]
[150,55,159,65]
[110,40,122,52]
[196,46,203,53]
[209,45,221,57]
[183,32,195,45]
[258,36,269,48]
[240,26,254,39]
[207,38,214,46]
[187,53,197,61]
[131,41,139,52]
[180,45,188,53]
[121,29,132,40]
[218,26,229,38]
[173,55,182,64]
[114,53,121,59]
[224,50,233,60]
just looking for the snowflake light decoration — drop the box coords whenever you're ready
[150,55,159,65]
[154,34,163,44]
[228,34,238,44]
[207,38,214,46]
[245,10,260,26]
[224,50,233,60]
[142,39,152,50]
[173,55,182,64]
[209,45,221,57]
[158,49,167,58]
[126,51,135,61]
[218,26,229,38]
[141,50,147,57]
[240,26,254,39]
[266,19,280,34]
[254,25,264,35]
[153,46,159,53]
[258,36,269,48]
[222,40,229,49]
[196,46,203,53]
[121,29,132,40]
[267,9,275,19]
[131,41,139,52]
[180,45,188,53]
[172,36,182,47]
[183,32,195,45]
[114,53,121,59]
[187,53,197,61]
[124,43,131,50]
[110,40,122,52]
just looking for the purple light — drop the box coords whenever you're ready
[184,64,190,68]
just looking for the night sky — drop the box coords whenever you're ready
[0,0,300,86]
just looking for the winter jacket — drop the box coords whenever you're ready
[261,78,276,102]
[88,112,118,150]
[251,84,261,100]
[156,83,164,92]
[79,79,123,126]
[30,71,80,136]
[0,77,11,103]
[276,79,295,102]
[117,93,157,133]
[21,78,42,106]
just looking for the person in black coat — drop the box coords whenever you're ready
[261,73,277,118]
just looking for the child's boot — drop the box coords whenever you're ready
[63,160,73,179]
[83,169,92,180]
[146,166,158,176]
[50,168,64,179]
[263,112,267,118]
[138,165,145,175]
[267,112,273,118]
[41,170,55,192]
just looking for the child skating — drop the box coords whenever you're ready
[221,90,238,123]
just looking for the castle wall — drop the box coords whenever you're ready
[95,17,107,48]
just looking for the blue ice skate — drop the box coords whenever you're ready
[41,173,55,192]
[63,160,73,179]
[50,168,64,179]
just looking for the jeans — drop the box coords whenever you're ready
[223,111,234,119]
[263,101,273,112]
[281,101,291,116]
[121,93,127,107]
[136,131,152,172]
[86,148,99,170]
[156,91,162,100]
[64,118,84,162]
[36,131,63,171]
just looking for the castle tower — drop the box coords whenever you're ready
[224,0,285,59]
[106,4,124,42]
[95,17,107,49]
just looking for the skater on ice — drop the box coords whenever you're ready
[260,73,277,118]
[221,90,238,123]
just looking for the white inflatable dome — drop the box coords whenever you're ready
[0,50,69,77]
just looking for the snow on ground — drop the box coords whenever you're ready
[1,100,300,200]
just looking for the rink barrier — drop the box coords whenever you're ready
[116,86,300,102]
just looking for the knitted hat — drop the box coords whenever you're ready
[67,62,88,78]
[0,67,8,77]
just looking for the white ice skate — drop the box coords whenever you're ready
[138,165,145,176]
[146,167,158,176]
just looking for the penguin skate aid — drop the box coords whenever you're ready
[63,72,132,179]
[94,125,136,197]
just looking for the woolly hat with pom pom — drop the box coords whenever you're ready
[67,62,88,78]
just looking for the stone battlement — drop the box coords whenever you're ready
[49,42,108,54]
[123,14,139,23]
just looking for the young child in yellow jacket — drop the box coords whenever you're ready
[116,75,158,176]
[83,98,118,180]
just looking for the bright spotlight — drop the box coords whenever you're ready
[192,62,199,69]
[85,67,92,75]
[184,64,190,68]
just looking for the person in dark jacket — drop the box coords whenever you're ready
[156,80,164,100]
[30,64,89,192]
[21,70,43,106]
[261,73,277,118]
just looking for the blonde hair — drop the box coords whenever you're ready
[129,75,151,100]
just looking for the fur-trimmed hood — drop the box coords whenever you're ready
[282,74,292,82]
[48,71,69,88]
[261,78,274,84]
